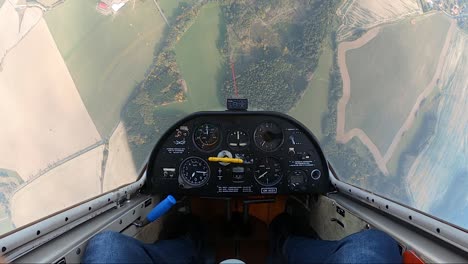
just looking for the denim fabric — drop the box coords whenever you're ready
[283,230,401,263]
[83,229,401,263]
[82,231,198,264]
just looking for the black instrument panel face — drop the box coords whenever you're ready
[146,112,330,196]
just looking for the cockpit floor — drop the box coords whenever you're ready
[190,196,287,262]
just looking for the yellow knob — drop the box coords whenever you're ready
[208,157,244,164]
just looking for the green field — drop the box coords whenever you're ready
[159,0,192,20]
[174,2,225,111]
[344,13,451,154]
[386,89,440,176]
[289,39,333,141]
[45,0,171,137]
[125,2,226,168]
[0,210,14,235]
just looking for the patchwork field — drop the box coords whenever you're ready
[336,0,421,41]
[45,0,171,137]
[36,0,60,5]
[0,18,101,181]
[337,13,453,174]
[103,122,138,192]
[404,29,468,228]
[386,89,440,177]
[175,2,226,111]
[159,0,192,19]
[0,1,42,68]
[11,145,104,228]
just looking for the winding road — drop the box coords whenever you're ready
[335,17,457,175]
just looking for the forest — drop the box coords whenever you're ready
[217,0,408,197]
[122,0,339,164]
[121,1,204,165]
[321,61,410,201]
[317,30,408,201]
[219,0,339,111]
[120,0,410,202]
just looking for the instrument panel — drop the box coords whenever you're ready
[145,111,330,196]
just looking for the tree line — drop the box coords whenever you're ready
[121,1,206,166]
[316,23,410,202]
[219,0,339,111]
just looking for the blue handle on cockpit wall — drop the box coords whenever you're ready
[146,195,176,222]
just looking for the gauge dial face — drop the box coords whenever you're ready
[288,170,307,190]
[179,157,210,187]
[227,130,249,150]
[310,169,322,180]
[254,122,284,152]
[193,123,220,151]
[254,157,283,186]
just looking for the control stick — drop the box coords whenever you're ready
[133,195,176,227]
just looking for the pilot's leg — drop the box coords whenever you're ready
[271,213,401,263]
[283,229,401,263]
[82,231,199,264]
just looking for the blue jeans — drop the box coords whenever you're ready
[83,229,401,263]
[283,230,401,263]
[82,232,199,263]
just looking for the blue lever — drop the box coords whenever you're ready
[146,195,176,222]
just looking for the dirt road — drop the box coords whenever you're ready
[0,18,101,180]
[335,27,389,174]
[336,0,421,41]
[0,1,42,69]
[383,19,456,163]
[103,122,138,192]
[11,145,104,228]
[336,18,457,175]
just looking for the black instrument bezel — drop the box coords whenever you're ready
[143,111,331,195]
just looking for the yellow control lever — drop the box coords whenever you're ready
[208,157,244,164]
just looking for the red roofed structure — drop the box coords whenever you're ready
[98,2,109,9]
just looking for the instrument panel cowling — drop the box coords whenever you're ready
[144,111,330,196]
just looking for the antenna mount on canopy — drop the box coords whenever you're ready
[226,98,248,111]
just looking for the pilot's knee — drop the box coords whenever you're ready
[351,229,399,249]
[365,229,397,245]
[88,231,126,248]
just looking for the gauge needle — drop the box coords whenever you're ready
[258,171,268,179]
[191,172,196,178]
[196,171,207,174]
[290,135,296,145]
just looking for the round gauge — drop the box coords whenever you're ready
[227,130,249,150]
[311,169,322,180]
[193,123,221,151]
[179,157,210,187]
[254,157,283,186]
[288,170,307,191]
[254,122,284,152]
